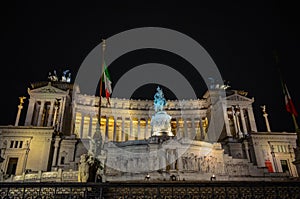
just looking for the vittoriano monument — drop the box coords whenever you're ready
[150,86,174,137]
[3,74,299,185]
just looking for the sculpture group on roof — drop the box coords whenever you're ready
[208,77,230,90]
[48,69,71,83]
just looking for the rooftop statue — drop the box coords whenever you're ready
[48,69,71,83]
[19,96,26,105]
[62,70,71,83]
[66,73,71,83]
[261,105,267,114]
[153,86,167,112]
[48,70,59,82]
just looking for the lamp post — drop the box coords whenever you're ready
[210,174,216,181]
[22,138,32,175]
[268,142,278,172]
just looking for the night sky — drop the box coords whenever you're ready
[1,1,299,133]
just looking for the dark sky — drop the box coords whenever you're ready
[1,1,299,133]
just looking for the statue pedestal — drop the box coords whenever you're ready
[151,111,174,137]
[149,135,174,144]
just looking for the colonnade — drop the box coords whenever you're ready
[75,113,209,142]
[25,97,66,131]
[226,105,257,138]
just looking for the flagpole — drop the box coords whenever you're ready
[98,39,106,125]
[292,114,299,130]
[275,51,300,145]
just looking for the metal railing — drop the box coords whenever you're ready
[1,180,300,198]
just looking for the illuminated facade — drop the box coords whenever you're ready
[0,80,298,182]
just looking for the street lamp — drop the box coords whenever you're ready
[210,174,216,181]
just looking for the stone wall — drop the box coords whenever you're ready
[10,169,78,182]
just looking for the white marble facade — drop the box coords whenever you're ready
[0,81,298,182]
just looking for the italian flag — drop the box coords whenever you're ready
[283,83,298,117]
[103,63,112,105]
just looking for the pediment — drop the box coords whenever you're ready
[225,94,253,102]
[28,82,68,95]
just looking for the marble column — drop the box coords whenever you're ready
[194,118,200,140]
[145,118,149,139]
[47,100,54,126]
[37,101,45,126]
[137,118,141,140]
[113,117,117,141]
[176,118,181,138]
[191,117,196,140]
[15,105,23,126]
[59,97,66,132]
[25,98,35,126]
[105,116,109,141]
[262,106,271,132]
[199,118,204,140]
[263,112,271,132]
[31,104,39,126]
[52,136,61,168]
[223,104,231,136]
[202,117,209,141]
[122,117,125,141]
[231,107,238,137]
[240,108,248,135]
[70,102,77,137]
[56,98,63,131]
[52,106,58,127]
[117,118,122,142]
[88,115,93,137]
[100,117,106,141]
[129,118,133,140]
[183,118,188,138]
[247,106,257,132]
[80,114,85,139]
[235,111,243,138]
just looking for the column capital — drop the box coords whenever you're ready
[247,106,253,110]
[82,112,91,118]
[28,98,36,102]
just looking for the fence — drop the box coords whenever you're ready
[1,180,300,198]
